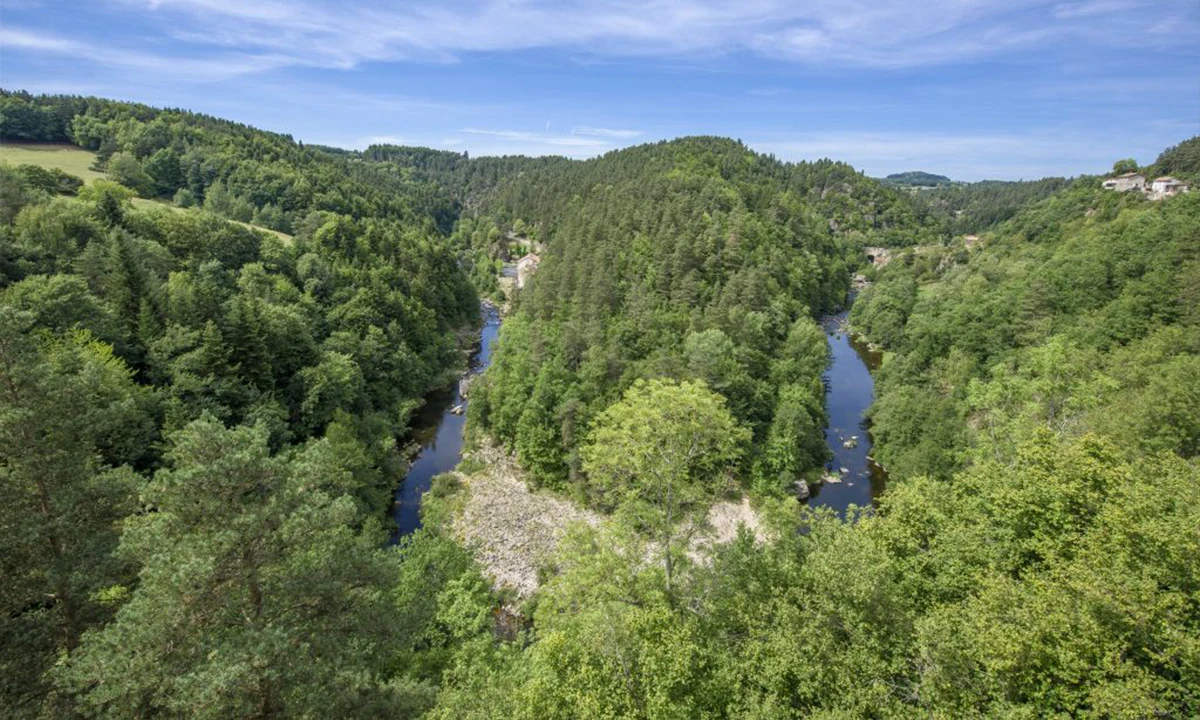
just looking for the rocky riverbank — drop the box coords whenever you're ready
[449,441,767,598]
[452,442,601,597]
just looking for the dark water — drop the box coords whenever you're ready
[389,305,501,542]
[808,308,888,516]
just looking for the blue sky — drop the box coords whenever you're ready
[1,0,1197,180]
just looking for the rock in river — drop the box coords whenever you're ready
[795,480,811,500]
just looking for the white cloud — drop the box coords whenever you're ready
[359,135,404,147]
[0,27,78,52]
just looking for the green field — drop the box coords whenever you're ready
[2,142,292,243]
[0,142,105,183]
[129,197,294,243]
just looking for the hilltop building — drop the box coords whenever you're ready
[1149,176,1190,199]
[1101,172,1146,192]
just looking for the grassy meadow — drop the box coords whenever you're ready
[2,141,293,242]
[0,141,105,183]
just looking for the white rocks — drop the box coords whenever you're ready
[453,441,769,598]
[453,443,600,598]
[704,497,767,546]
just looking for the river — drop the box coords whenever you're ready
[809,307,889,515]
[389,303,885,539]
[388,304,501,542]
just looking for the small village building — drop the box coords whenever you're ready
[1149,176,1189,199]
[1101,172,1146,192]
[516,253,541,289]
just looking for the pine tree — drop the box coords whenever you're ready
[58,418,418,717]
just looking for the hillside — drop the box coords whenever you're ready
[461,136,940,495]
[0,142,106,183]
[0,92,479,715]
[911,176,1075,233]
[0,140,295,242]
[0,90,460,233]
[853,161,1200,479]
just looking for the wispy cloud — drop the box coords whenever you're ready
[359,135,404,147]
[1053,0,1144,20]
[571,126,642,139]
[458,128,617,157]
[36,0,1183,81]
[0,26,292,80]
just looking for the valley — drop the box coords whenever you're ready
[1,90,1197,718]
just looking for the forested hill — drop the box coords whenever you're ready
[882,170,954,187]
[910,176,1074,233]
[467,137,941,494]
[481,137,942,244]
[361,144,570,211]
[0,90,461,232]
[1,92,481,714]
[853,139,1200,481]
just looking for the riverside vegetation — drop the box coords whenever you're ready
[1,90,1198,718]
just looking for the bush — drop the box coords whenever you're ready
[457,457,485,475]
[173,187,196,208]
[14,164,83,195]
[106,152,153,195]
[429,472,461,498]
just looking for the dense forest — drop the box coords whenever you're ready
[1,92,481,716]
[853,140,1200,480]
[428,140,1200,717]
[463,137,937,496]
[908,176,1074,234]
[2,90,1198,718]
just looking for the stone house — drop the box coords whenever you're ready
[1102,172,1146,192]
[1149,176,1190,199]
[516,253,541,289]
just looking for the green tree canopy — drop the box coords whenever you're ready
[582,378,749,592]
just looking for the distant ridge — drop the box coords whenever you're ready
[882,170,955,187]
